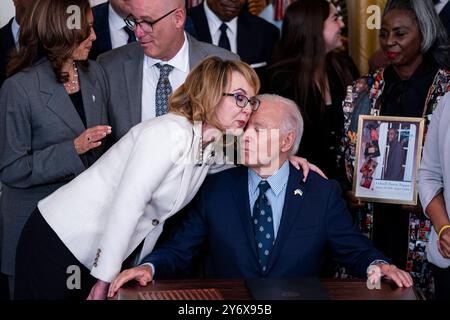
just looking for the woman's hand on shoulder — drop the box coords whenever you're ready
[288,156,327,182]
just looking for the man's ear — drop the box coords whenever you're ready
[174,8,186,28]
[281,132,295,153]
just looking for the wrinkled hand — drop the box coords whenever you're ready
[345,191,365,210]
[288,156,327,182]
[108,265,153,299]
[437,228,450,259]
[87,279,110,300]
[378,264,413,288]
[74,125,112,155]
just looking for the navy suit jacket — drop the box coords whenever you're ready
[144,165,389,279]
[188,3,279,74]
[0,18,15,88]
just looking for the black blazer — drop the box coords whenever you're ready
[440,2,450,36]
[188,3,279,74]
[0,18,16,88]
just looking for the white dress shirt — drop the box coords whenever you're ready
[436,0,449,14]
[204,0,238,54]
[11,17,20,49]
[141,33,190,121]
[108,3,129,49]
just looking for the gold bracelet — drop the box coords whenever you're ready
[438,225,450,240]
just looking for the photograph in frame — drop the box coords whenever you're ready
[353,115,425,205]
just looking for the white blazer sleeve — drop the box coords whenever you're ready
[90,122,188,282]
[418,95,447,214]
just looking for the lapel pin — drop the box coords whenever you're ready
[92,94,96,103]
[294,189,303,196]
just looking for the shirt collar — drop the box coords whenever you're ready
[11,17,20,46]
[108,3,126,30]
[203,0,238,36]
[144,32,190,73]
[248,160,290,196]
[436,0,449,13]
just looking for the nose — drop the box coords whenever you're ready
[134,24,145,38]
[386,33,396,47]
[242,103,252,115]
[339,19,345,29]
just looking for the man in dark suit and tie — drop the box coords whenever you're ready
[188,0,279,78]
[89,0,136,60]
[0,0,32,88]
[108,94,413,297]
[97,0,238,142]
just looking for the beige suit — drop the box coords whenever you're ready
[38,113,225,282]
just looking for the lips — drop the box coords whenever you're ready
[387,52,400,60]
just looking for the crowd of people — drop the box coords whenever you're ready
[0,0,449,300]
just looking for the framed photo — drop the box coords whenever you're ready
[353,115,425,205]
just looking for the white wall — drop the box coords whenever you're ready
[0,0,108,28]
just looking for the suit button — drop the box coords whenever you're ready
[152,219,159,226]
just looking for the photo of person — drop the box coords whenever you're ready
[382,128,407,181]
[353,116,424,205]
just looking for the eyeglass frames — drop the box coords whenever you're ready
[223,93,260,111]
[124,8,178,32]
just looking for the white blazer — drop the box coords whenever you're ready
[38,113,226,282]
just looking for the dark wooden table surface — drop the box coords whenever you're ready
[117,278,422,300]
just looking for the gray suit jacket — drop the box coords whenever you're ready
[97,33,239,141]
[0,58,110,275]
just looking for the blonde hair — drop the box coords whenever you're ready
[169,57,260,130]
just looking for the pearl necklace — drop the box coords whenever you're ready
[64,62,79,94]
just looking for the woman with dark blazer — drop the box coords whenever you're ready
[264,0,359,179]
[0,0,111,295]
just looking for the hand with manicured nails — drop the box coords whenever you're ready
[74,125,112,155]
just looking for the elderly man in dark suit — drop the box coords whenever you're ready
[188,0,279,78]
[97,0,238,142]
[108,94,413,297]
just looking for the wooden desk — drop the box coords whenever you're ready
[117,278,422,300]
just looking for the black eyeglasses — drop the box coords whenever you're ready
[223,93,260,111]
[124,8,177,32]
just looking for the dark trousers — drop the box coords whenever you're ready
[431,264,450,300]
[372,203,410,269]
[14,208,96,300]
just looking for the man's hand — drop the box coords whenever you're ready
[87,279,110,300]
[107,265,153,299]
[378,264,414,288]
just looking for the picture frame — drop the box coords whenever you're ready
[353,115,425,205]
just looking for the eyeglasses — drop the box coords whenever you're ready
[124,8,177,33]
[223,93,260,111]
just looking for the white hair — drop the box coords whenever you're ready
[257,94,304,155]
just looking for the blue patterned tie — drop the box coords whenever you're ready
[155,63,174,117]
[253,181,275,273]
